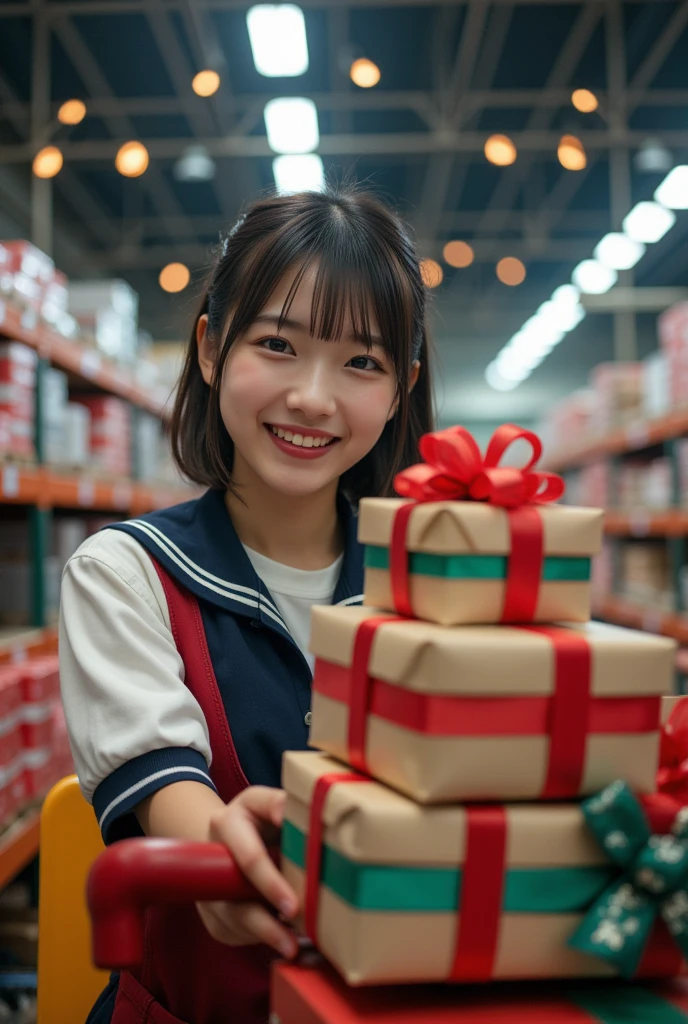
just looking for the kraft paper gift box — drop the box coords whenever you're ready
[358,498,604,626]
[308,606,674,803]
[281,751,683,988]
[272,962,688,1024]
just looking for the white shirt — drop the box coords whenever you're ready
[242,545,342,673]
[59,529,341,806]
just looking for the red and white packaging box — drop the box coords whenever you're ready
[1,241,55,285]
[18,656,60,705]
[23,747,56,800]
[71,396,132,476]
[21,700,56,751]
[0,342,37,459]
[0,667,23,773]
[0,343,37,388]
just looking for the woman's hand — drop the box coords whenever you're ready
[196,785,300,958]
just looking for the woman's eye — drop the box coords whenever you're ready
[348,355,382,372]
[261,337,293,354]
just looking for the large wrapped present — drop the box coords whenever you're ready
[272,961,688,1023]
[309,606,674,802]
[358,425,604,626]
[282,752,687,986]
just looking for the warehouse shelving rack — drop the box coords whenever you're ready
[548,412,688,658]
[0,296,193,630]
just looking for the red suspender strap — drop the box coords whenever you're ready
[450,805,507,981]
[151,558,249,802]
[304,772,370,945]
[348,616,407,774]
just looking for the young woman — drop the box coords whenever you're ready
[59,184,435,1024]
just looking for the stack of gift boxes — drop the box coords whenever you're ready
[280,426,684,993]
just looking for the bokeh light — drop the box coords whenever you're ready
[58,99,87,125]
[33,146,63,178]
[159,263,191,293]
[484,134,517,166]
[443,240,475,268]
[115,141,150,177]
[496,257,526,286]
[420,259,443,288]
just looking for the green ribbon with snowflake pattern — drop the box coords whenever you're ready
[569,780,688,976]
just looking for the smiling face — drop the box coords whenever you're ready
[198,263,414,500]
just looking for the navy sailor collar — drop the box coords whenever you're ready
[107,488,364,643]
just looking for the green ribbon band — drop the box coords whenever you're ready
[567,984,688,1023]
[364,545,591,582]
[283,819,614,914]
[569,780,688,977]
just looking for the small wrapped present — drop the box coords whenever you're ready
[359,424,604,626]
[272,962,688,1024]
[281,751,685,986]
[309,606,674,802]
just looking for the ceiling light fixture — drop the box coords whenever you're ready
[273,153,324,193]
[571,89,598,113]
[655,166,688,210]
[57,99,86,125]
[594,232,646,271]
[350,58,381,88]
[173,145,216,182]
[115,141,149,177]
[571,258,617,294]
[484,134,517,167]
[192,70,221,97]
[264,97,319,153]
[33,146,63,178]
[443,240,474,268]
[159,263,191,293]
[622,201,676,243]
[558,134,587,171]
[420,259,443,288]
[247,4,309,77]
[496,257,526,286]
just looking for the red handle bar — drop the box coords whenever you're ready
[87,838,263,969]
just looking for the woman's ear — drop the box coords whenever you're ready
[386,361,422,422]
[196,313,215,386]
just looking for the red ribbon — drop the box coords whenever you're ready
[450,806,507,981]
[658,698,688,805]
[521,627,592,799]
[389,424,565,623]
[304,771,370,945]
[320,621,626,800]
[347,615,407,774]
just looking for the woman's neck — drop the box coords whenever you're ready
[225,461,343,570]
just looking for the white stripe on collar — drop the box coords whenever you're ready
[125,520,289,631]
[336,594,364,606]
[126,519,282,617]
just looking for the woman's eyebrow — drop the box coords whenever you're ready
[252,312,385,348]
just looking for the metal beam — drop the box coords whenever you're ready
[582,289,688,313]
[52,15,199,249]
[81,236,601,272]
[5,88,688,127]
[0,0,678,14]
[4,126,688,163]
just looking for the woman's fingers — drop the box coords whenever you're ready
[196,900,299,958]
[210,787,298,920]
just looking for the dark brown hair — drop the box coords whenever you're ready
[170,183,435,505]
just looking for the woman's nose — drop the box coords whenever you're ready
[285,367,337,419]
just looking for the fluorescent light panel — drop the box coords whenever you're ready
[273,153,324,193]
[264,97,319,154]
[594,232,645,270]
[247,5,309,77]
[622,201,676,244]
[655,166,688,210]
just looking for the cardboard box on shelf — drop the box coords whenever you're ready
[619,542,672,611]
[309,606,673,803]
[588,363,643,436]
[62,403,91,467]
[71,395,131,476]
[0,342,36,461]
[359,499,604,626]
[643,351,671,420]
[282,751,682,987]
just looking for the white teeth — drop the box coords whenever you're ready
[270,426,334,448]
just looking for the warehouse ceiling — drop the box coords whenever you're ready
[0,0,687,428]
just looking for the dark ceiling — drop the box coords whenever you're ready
[0,0,687,427]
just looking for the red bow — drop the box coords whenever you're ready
[658,699,688,804]
[393,424,564,508]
